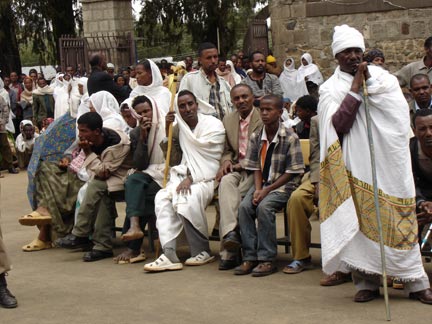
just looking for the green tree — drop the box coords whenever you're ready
[137,0,267,57]
[0,0,81,75]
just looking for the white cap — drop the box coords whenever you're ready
[331,24,365,57]
[107,63,115,69]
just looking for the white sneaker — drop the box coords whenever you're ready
[185,251,215,266]
[143,254,183,272]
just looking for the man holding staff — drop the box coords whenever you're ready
[318,24,432,304]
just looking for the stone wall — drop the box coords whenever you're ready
[270,0,432,78]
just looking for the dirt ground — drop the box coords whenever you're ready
[1,171,431,324]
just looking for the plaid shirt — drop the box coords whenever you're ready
[243,123,304,192]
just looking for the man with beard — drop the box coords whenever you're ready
[241,51,283,107]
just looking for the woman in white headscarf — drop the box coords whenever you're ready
[226,60,242,85]
[130,59,171,115]
[297,53,324,87]
[89,91,128,133]
[53,74,72,119]
[279,57,309,102]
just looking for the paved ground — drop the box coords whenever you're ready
[0,171,431,324]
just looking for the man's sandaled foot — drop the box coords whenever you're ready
[121,229,144,242]
[185,251,215,266]
[19,211,52,226]
[283,259,314,274]
[113,249,141,264]
[143,254,183,272]
[22,238,52,252]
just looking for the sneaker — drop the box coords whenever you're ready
[320,271,352,286]
[185,251,215,266]
[143,254,183,272]
[283,259,314,274]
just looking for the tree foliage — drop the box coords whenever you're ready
[0,0,81,75]
[137,0,267,57]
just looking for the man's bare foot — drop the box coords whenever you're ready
[113,249,140,264]
[121,228,144,242]
[35,206,51,216]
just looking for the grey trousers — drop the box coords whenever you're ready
[218,170,254,260]
[352,270,430,295]
[0,224,11,274]
[72,179,117,252]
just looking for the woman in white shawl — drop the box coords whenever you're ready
[226,60,242,85]
[89,91,128,133]
[53,74,72,120]
[297,53,324,87]
[279,57,309,102]
[144,89,225,272]
[130,59,171,116]
[114,94,166,263]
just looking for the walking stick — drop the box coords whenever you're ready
[363,79,391,321]
[163,72,178,188]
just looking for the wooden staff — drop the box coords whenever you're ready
[363,79,391,321]
[163,71,178,188]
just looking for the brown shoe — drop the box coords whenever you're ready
[251,262,278,277]
[354,289,380,302]
[320,271,352,286]
[234,261,258,275]
[409,288,432,305]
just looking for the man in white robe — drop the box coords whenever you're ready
[144,90,225,272]
[319,24,432,304]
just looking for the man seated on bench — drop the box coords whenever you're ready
[143,90,225,272]
[57,112,132,262]
[235,94,304,277]
[112,95,166,264]
[215,84,262,270]
[411,109,432,237]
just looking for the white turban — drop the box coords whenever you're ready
[331,24,365,57]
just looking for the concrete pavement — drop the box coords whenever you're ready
[0,171,431,324]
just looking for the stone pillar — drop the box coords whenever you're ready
[81,0,134,69]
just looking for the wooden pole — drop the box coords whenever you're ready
[163,72,177,188]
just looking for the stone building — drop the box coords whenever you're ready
[270,0,432,78]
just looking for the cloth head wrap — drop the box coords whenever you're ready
[331,24,365,57]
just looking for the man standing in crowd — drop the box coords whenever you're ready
[0,96,18,174]
[235,94,304,277]
[395,36,432,87]
[241,51,283,107]
[319,24,432,304]
[216,84,262,270]
[87,53,127,104]
[32,77,54,129]
[179,42,232,120]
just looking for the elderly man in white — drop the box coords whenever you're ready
[144,90,225,272]
[318,24,432,304]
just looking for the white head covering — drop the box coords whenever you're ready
[279,58,309,102]
[332,24,365,57]
[226,60,241,84]
[129,59,171,115]
[297,53,324,86]
[89,91,128,132]
[78,77,88,95]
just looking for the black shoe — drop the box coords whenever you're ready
[0,275,17,309]
[8,168,19,174]
[83,249,113,262]
[218,259,239,271]
[56,234,91,250]
[222,231,241,252]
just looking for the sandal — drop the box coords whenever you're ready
[22,238,53,252]
[19,211,52,226]
[143,254,183,272]
[114,251,147,265]
[184,251,215,266]
[283,259,314,274]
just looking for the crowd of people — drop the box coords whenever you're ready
[1,24,432,309]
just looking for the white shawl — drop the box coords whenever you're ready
[279,57,309,101]
[297,53,324,86]
[318,65,425,280]
[89,91,128,133]
[130,60,171,115]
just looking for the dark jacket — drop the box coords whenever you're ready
[410,137,432,207]
[87,68,128,103]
